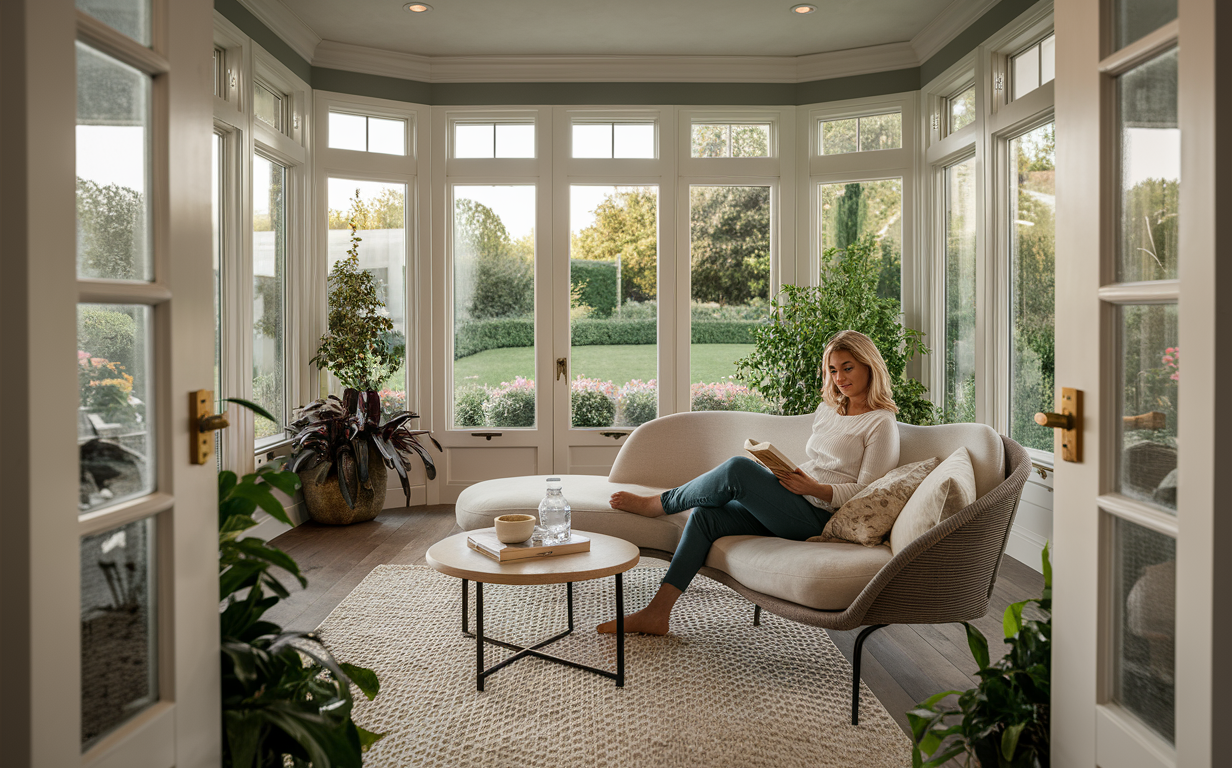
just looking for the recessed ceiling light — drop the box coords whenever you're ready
[404,2,432,12]
[791,4,816,13]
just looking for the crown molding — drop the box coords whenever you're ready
[311,40,922,84]
[236,0,321,63]
[910,0,1002,63]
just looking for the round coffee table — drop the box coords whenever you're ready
[426,530,640,690]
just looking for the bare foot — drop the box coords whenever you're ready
[609,491,665,517]
[596,608,670,635]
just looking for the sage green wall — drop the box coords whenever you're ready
[216,0,1043,105]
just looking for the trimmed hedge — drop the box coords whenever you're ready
[454,317,763,359]
[570,259,618,318]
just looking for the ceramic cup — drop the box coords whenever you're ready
[494,513,537,544]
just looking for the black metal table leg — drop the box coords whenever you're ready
[476,581,485,692]
[462,578,469,634]
[615,572,625,687]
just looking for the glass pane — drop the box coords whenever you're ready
[1118,49,1179,282]
[573,124,612,158]
[495,124,535,158]
[328,112,367,152]
[689,186,770,415]
[943,157,977,423]
[821,118,857,155]
[950,86,976,132]
[454,123,494,158]
[78,304,154,513]
[81,517,157,749]
[613,123,655,158]
[253,155,286,442]
[1118,304,1178,511]
[1040,34,1056,86]
[76,43,152,282]
[254,82,282,131]
[691,124,728,158]
[212,133,224,468]
[368,117,406,156]
[77,0,150,45]
[327,179,408,419]
[1116,0,1177,49]
[1009,124,1056,452]
[568,185,659,428]
[818,179,903,303]
[731,124,771,157]
[858,113,902,151]
[1111,516,1175,744]
[453,185,536,428]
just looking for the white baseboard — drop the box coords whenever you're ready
[1004,523,1049,574]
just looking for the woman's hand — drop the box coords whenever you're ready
[775,468,826,499]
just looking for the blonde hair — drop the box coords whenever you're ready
[821,330,898,415]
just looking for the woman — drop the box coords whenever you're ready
[599,330,900,635]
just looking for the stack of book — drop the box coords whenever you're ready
[466,529,591,562]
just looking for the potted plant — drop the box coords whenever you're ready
[291,192,440,524]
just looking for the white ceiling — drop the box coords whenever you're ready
[279,0,960,59]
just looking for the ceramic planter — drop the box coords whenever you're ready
[299,441,388,525]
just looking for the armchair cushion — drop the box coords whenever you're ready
[808,456,940,547]
[889,447,977,554]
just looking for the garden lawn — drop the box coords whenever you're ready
[452,344,755,388]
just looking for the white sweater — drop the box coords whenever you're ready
[798,404,900,510]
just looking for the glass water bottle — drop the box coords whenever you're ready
[538,477,571,545]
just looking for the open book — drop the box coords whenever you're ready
[744,438,800,474]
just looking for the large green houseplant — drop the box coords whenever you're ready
[734,234,935,424]
[295,192,439,523]
[218,459,384,767]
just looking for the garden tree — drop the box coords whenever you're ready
[833,182,867,249]
[455,199,533,318]
[821,181,903,301]
[76,178,146,280]
[688,185,771,305]
[570,188,659,302]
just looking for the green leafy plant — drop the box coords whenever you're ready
[909,544,1052,768]
[218,462,384,767]
[734,234,935,424]
[310,191,400,392]
[287,388,440,509]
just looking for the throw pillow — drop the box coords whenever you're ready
[888,447,977,554]
[807,457,941,547]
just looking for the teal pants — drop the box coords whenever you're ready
[660,457,832,592]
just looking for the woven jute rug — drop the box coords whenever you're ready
[314,564,912,768]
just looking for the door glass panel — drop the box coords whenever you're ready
[1115,0,1178,49]
[452,185,536,428]
[76,0,150,45]
[76,42,152,282]
[327,179,408,418]
[1118,304,1178,511]
[253,82,283,131]
[569,185,658,428]
[942,157,978,423]
[818,179,903,303]
[78,304,153,514]
[81,516,157,749]
[1118,49,1179,282]
[689,186,770,414]
[1009,124,1056,452]
[253,155,286,442]
[1111,515,1175,744]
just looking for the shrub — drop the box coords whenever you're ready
[454,385,490,427]
[454,316,535,359]
[690,381,773,413]
[483,377,536,427]
[570,259,618,318]
[690,321,760,345]
[77,306,137,373]
[571,318,657,346]
[570,377,617,427]
[617,379,658,426]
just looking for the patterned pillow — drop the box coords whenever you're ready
[808,457,941,547]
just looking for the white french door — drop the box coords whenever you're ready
[1052,0,1227,765]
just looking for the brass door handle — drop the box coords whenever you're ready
[1036,387,1082,463]
[191,389,229,465]
[1034,412,1073,430]
[556,357,568,381]
[200,413,230,432]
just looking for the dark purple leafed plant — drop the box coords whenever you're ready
[286,388,441,509]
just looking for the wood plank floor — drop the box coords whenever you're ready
[265,505,1045,737]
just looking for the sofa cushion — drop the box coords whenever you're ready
[455,474,688,555]
[896,422,1004,498]
[705,536,892,611]
[889,447,977,554]
[808,456,940,547]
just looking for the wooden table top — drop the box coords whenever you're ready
[425,530,640,585]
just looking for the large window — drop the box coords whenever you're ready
[252,154,287,441]
[1009,124,1056,451]
[943,157,977,423]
